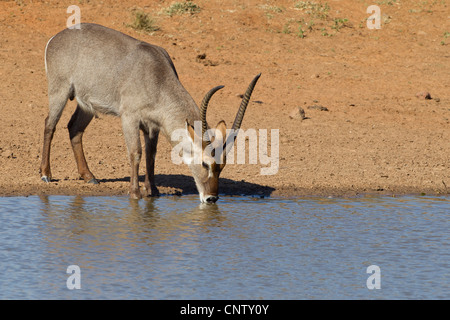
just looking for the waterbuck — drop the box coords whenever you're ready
[40,23,261,203]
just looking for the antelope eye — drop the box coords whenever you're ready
[202,161,209,169]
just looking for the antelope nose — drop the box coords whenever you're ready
[205,196,219,203]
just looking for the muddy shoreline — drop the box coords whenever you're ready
[0,0,448,200]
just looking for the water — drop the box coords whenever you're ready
[0,195,448,299]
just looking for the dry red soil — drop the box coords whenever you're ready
[0,0,449,198]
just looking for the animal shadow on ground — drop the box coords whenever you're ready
[99,174,275,197]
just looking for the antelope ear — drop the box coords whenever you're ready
[182,120,195,165]
[214,120,227,144]
[185,119,195,143]
[215,121,227,169]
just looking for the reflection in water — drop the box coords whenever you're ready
[33,195,230,299]
[0,195,448,299]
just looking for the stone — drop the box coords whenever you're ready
[416,91,432,100]
[289,106,306,120]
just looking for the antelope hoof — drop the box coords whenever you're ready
[130,190,142,200]
[87,178,99,184]
[144,187,160,197]
[41,176,51,183]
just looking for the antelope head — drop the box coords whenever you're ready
[185,74,261,203]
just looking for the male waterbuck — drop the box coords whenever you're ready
[40,23,260,203]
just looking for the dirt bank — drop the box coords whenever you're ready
[0,0,449,198]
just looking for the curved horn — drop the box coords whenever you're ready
[222,74,261,158]
[200,85,224,144]
[231,73,261,132]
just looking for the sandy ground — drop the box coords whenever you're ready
[0,0,449,199]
